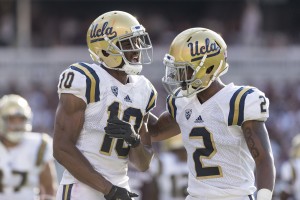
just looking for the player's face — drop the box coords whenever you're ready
[180,65,194,90]
[119,37,140,63]
[5,115,27,132]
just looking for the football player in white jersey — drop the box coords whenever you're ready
[147,28,275,200]
[0,94,57,200]
[280,134,300,200]
[53,11,157,200]
[155,134,188,200]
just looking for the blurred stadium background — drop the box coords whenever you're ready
[1,0,300,199]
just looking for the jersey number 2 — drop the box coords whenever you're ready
[190,127,222,179]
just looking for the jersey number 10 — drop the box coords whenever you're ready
[100,102,143,157]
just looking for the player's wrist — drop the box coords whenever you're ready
[257,188,273,200]
[104,185,117,200]
[130,135,140,148]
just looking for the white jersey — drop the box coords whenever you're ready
[166,83,269,199]
[127,163,155,200]
[281,158,300,200]
[0,132,53,200]
[57,62,157,188]
[156,151,189,200]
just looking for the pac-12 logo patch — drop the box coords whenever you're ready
[111,86,118,97]
[185,109,192,120]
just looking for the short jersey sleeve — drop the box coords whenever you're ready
[166,89,181,119]
[228,87,269,126]
[166,94,176,119]
[57,62,101,104]
[35,133,53,167]
[57,65,88,103]
[243,88,269,123]
[145,82,157,113]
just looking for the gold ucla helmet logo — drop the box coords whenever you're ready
[188,38,220,62]
[90,22,117,43]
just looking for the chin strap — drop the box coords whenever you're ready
[211,60,223,82]
[100,60,142,75]
[88,48,101,63]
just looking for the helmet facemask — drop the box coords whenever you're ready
[162,54,198,97]
[162,54,226,98]
[1,115,31,143]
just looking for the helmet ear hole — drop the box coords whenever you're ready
[206,65,214,74]
[102,50,109,57]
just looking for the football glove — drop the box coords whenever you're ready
[104,116,141,148]
[104,185,138,200]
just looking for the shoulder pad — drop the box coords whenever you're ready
[166,89,181,119]
[35,133,53,166]
[145,82,158,113]
[58,62,100,104]
[228,87,269,126]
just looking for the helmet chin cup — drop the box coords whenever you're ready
[5,131,24,143]
[123,64,142,75]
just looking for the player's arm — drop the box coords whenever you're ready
[147,111,181,142]
[239,89,275,200]
[242,121,275,199]
[128,114,154,171]
[39,160,57,200]
[53,93,112,194]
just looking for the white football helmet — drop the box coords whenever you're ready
[87,11,153,75]
[0,94,32,143]
[162,28,229,98]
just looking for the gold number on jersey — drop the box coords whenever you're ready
[190,127,223,179]
[100,101,143,158]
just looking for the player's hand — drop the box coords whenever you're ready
[104,116,140,148]
[104,185,138,200]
